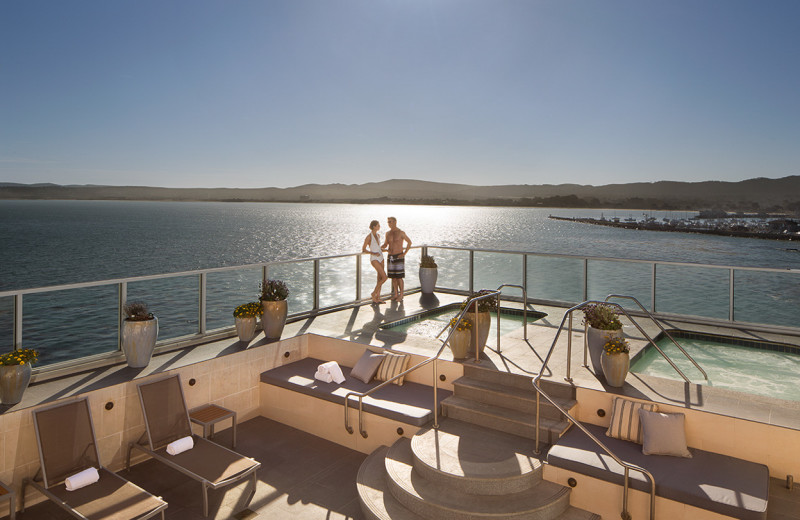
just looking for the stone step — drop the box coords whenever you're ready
[386,437,572,520]
[463,364,575,400]
[410,418,542,496]
[453,377,577,420]
[358,445,425,520]
[441,396,571,444]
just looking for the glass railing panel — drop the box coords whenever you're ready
[587,260,652,310]
[23,286,119,366]
[0,296,12,348]
[526,255,584,303]
[653,264,729,320]
[404,253,421,292]
[268,261,313,314]
[428,248,470,292]
[474,252,523,293]
[127,276,199,342]
[206,267,263,332]
[733,270,798,327]
[319,256,357,308]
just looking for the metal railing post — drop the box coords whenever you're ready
[469,250,475,294]
[13,294,22,349]
[313,259,320,310]
[433,358,439,428]
[355,255,362,302]
[565,311,573,382]
[729,268,735,322]
[651,262,657,313]
[262,265,269,282]
[118,282,127,351]
[582,258,588,301]
[496,293,501,353]
[522,253,528,300]
[198,272,207,334]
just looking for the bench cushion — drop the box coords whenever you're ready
[260,357,451,426]
[547,422,769,520]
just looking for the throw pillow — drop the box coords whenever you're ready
[639,409,693,458]
[605,397,658,444]
[350,351,386,384]
[375,351,411,386]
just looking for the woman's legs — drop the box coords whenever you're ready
[371,259,388,303]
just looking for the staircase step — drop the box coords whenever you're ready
[358,445,425,520]
[453,377,577,419]
[410,418,542,495]
[463,364,575,400]
[386,437,572,520]
[441,396,571,443]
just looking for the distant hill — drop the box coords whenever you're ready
[1,176,799,213]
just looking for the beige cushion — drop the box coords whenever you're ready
[605,397,658,444]
[350,351,386,383]
[375,351,411,386]
[639,409,693,458]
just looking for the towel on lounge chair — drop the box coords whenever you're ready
[316,361,345,384]
[166,436,194,456]
[65,467,100,491]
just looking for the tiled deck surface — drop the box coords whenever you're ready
[18,417,367,520]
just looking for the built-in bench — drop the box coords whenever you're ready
[260,357,452,426]
[547,422,770,520]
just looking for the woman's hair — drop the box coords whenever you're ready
[369,220,379,229]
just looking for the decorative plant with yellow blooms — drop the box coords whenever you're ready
[603,337,630,355]
[0,348,39,366]
[233,302,263,319]
[449,317,473,331]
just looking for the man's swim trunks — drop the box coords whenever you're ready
[387,254,405,278]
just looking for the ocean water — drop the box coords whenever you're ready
[0,200,798,365]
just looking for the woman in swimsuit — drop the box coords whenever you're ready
[362,220,388,304]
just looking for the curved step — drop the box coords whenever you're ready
[386,438,571,520]
[358,445,424,520]
[411,419,542,495]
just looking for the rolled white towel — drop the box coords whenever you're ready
[65,467,100,491]
[166,435,194,456]
[319,361,346,384]
[314,369,333,383]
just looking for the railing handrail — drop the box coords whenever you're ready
[343,290,501,438]
[604,294,708,380]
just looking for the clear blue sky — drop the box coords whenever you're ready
[1,0,799,188]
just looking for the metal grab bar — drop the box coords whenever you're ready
[496,283,528,342]
[532,384,656,520]
[343,290,501,438]
[604,294,708,380]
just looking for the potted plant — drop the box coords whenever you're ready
[582,303,623,376]
[419,255,438,294]
[461,290,498,356]
[121,301,158,368]
[233,302,263,343]
[446,316,472,359]
[0,347,38,405]
[601,336,630,387]
[260,279,289,340]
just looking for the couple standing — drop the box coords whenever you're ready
[362,216,412,304]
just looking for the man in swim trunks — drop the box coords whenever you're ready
[383,216,412,301]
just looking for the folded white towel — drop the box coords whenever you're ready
[166,436,194,456]
[314,369,333,383]
[318,361,346,384]
[65,467,100,491]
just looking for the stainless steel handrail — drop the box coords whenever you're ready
[604,294,708,380]
[496,283,528,342]
[343,290,500,438]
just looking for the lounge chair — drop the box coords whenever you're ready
[22,398,167,520]
[127,375,260,517]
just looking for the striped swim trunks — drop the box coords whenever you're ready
[387,254,405,278]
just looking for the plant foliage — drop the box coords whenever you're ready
[233,302,263,318]
[603,336,630,355]
[449,316,472,331]
[260,279,289,301]
[0,348,39,366]
[461,289,498,313]
[582,303,622,330]
[420,255,438,268]
[123,301,154,321]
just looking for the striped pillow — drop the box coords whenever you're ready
[605,397,658,444]
[375,352,411,386]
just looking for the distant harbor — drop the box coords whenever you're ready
[550,212,800,241]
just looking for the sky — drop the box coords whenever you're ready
[1,0,799,189]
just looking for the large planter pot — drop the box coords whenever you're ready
[447,328,471,359]
[586,325,623,376]
[468,311,492,357]
[601,351,630,387]
[262,300,288,340]
[121,317,158,368]
[235,317,258,343]
[419,267,438,294]
[0,363,32,405]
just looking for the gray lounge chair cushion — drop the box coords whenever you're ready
[260,357,451,426]
[350,351,386,383]
[547,422,769,520]
[639,409,692,458]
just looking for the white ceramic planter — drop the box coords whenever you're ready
[419,267,438,294]
[262,300,288,340]
[121,317,158,368]
[0,363,32,405]
[468,311,491,357]
[601,351,630,387]
[235,316,258,343]
[447,328,471,359]
[586,325,623,376]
